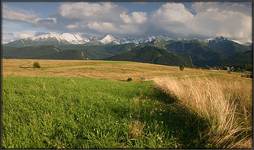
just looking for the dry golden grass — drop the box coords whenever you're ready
[3,59,243,81]
[153,77,252,148]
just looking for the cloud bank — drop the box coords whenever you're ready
[2,2,252,43]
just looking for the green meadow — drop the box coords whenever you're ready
[3,76,208,148]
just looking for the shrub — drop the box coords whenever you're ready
[179,65,184,71]
[127,77,132,82]
[33,62,41,68]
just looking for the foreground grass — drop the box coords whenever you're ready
[3,76,209,148]
[154,77,252,148]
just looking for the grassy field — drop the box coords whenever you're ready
[3,59,243,80]
[2,59,252,148]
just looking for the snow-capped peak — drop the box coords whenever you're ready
[144,36,156,43]
[61,33,89,44]
[29,32,89,44]
[100,34,119,44]
[30,32,61,41]
[231,39,248,45]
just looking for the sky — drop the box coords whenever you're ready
[2,2,252,43]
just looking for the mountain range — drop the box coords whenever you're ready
[3,32,252,71]
[4,33,122,47]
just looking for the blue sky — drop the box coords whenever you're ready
[8,2,173,14]
[2,2,252,43]
[3,2,60,17]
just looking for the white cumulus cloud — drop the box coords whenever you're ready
[59,2,148,36]
[151,2,251,42]
[2,31,35,43]
[59,2,121,21]
[151,3,194,36]
[87,21,118,33]
[66,23,80,30]
[191,2,251,42]
[120,11,147,24]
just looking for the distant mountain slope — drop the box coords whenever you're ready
[5,33,89,47]
[207,37,251,57]
[54,43,136,59]
[3,43,136,60]
[160,39,251,68]
[3,45,84,59]
[164,40,222,67]
[108,45,192,66]
[3,45,60,59]
[224,50,252,67]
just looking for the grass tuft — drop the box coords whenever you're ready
[128,120,145,139]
